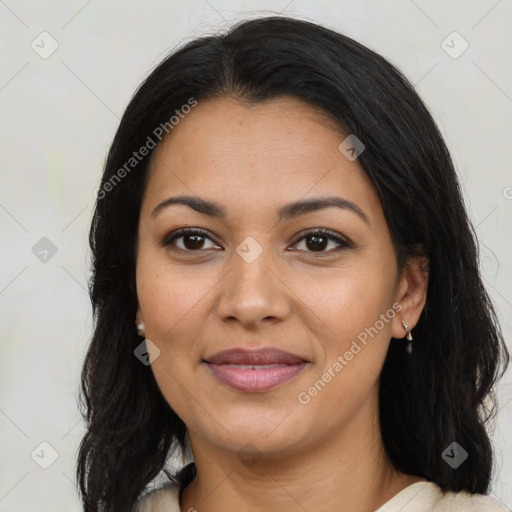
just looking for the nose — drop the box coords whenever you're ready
[216,243,291,328]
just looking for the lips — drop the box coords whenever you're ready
[204,348,309,392]
[205,347,306,366]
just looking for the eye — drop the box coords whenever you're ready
[161,228,352,254]
[291,229,353,254]
[161,228,221,252]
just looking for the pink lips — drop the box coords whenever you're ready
[204,348,308,392]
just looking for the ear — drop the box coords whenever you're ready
[135,304,144,326]
[391,256,429,339]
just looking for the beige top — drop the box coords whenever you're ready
[135,481,510,512]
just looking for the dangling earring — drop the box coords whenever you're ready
[136,321,145,337]
[401,320,413,354]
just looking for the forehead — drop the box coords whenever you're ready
[142,96,381,227]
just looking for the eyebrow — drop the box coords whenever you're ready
[151,195,370,225]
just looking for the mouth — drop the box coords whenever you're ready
[203,347,309,392]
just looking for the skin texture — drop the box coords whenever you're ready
[135,96,428,511]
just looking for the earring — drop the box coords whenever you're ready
[136,321,145,337]
[401,320,413,354]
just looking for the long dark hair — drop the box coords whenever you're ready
[77,16,509,512]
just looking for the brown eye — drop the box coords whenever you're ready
[292,229,352,254]
[162,228,352,255]
[162,228,221,252]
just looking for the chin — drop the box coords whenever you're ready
[196,407,310,455]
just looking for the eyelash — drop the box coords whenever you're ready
[161,227,353,255]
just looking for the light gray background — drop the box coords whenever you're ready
[1,1,511,510]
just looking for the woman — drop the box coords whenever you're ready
[77,16,510,512]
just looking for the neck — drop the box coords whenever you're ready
[180,393,423,511]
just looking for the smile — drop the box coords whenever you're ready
[205,361,308,392]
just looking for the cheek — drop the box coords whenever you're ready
[288,261,398,395]
[292,274,396,429]
[137,261,212,416]
[291,264,396,342]
[136,255,218,339]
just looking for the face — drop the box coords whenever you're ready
[136,96,426,459]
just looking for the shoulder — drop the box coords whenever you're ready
[437,489,510,512]
[133,483,182,512]
[377,481,510,512]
